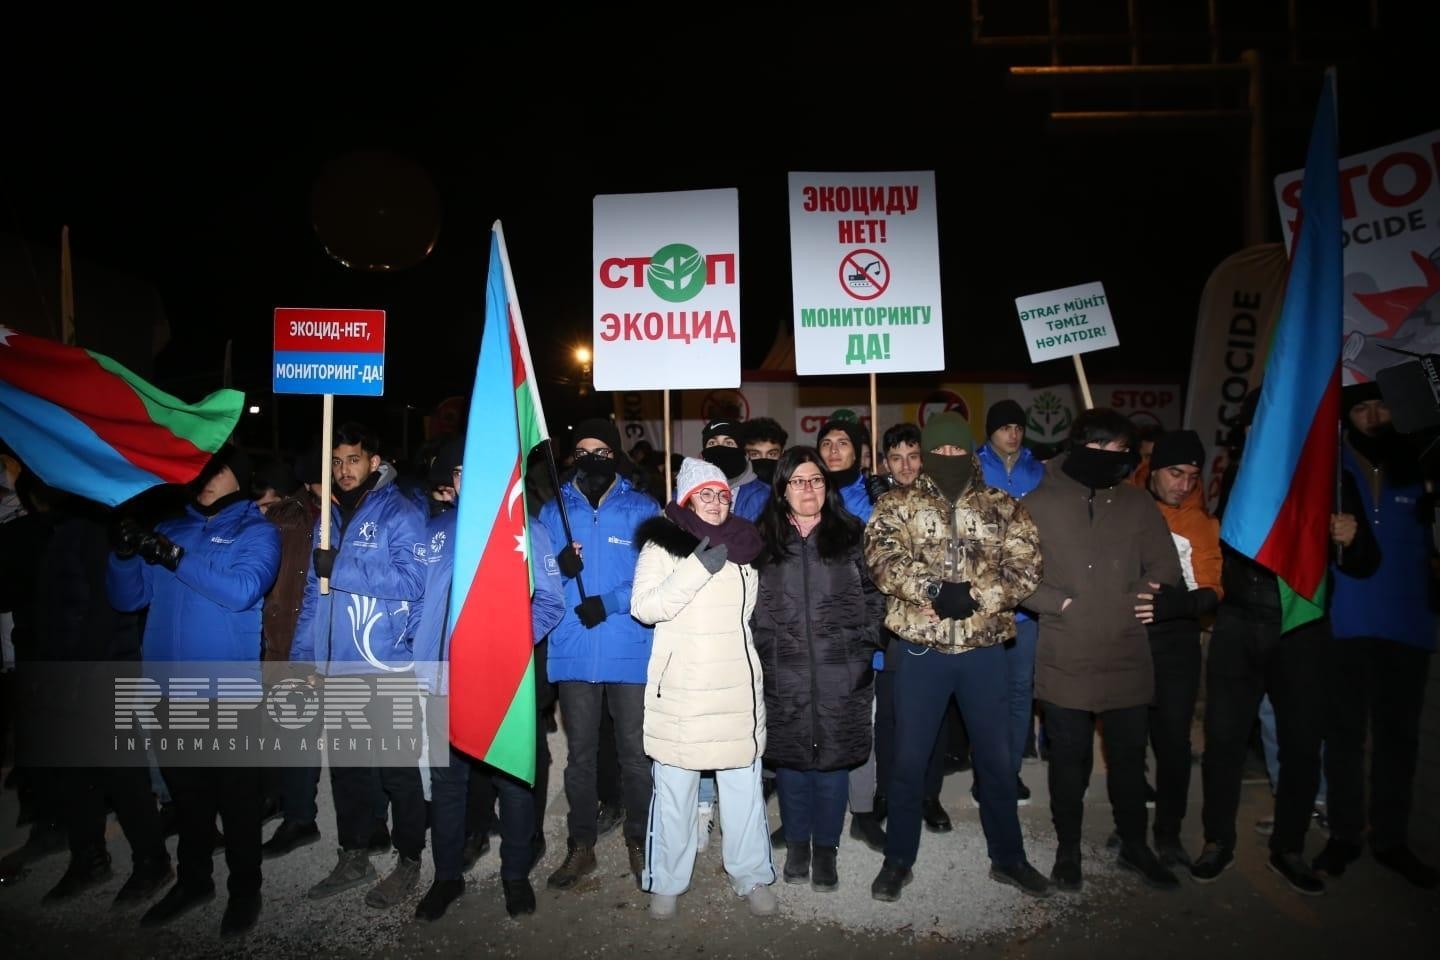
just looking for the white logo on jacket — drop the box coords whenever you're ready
[346,595,414,673]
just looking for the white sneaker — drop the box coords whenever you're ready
[697,802,715,852]
[649,893,678,920]
[746,884,778,917]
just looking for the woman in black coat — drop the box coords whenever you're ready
[752,446,883,893]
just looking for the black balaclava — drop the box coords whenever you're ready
[1062,445,1140,490]
[572,418,623,507]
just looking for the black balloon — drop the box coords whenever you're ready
[310,150,441,272]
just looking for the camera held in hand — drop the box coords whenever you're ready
[114,518,184,570]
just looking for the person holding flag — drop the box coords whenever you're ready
[411,436,565,920]
[1192,71,1379,896]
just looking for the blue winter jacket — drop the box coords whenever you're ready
[411,509,566,694]
[733,477,771,522]
[540,475,659,683]
[1331,442,1435,652]
[839,473,872,523]
[977,444,1045,500]
[107,498,280,663]
[290,468,428,675]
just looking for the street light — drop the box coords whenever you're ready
[575,345,592,396]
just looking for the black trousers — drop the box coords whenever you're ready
[1042,702,1150,848]
[874,667,946,801]
[1324,635,1431,851]
[1148,621,1202,842]
[163,765,262,895]
[332,762,425,859]
[1201,610,1326,855]
[60,765,167,864]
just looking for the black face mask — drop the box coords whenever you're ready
[751,458,777,484]
[924,454,974,502]
[574,455,617,498]
[702,445,748,481]
[1062,446,1140,490]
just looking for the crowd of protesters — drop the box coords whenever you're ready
[0,382,1435,938]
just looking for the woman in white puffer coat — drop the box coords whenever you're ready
[630,457,776,920]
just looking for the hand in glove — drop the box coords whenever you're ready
[313,547,338,580]
[1134,582,1190,624]
[693,535,729,574]
[111,517,145,558]
[866,474,892,504]
[932,581,979,621]
[556,543,584,578]
[575,595,608,628]
[139,531,184,571]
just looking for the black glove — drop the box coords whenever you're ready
[138,531,184,571]
[111,516,145,558]
[575,595,607,629]
[693,535,729,574]
[866,474,892,504]
[313,547,338,579]
[556,544,584,578]
[932,581,979,621]
[1147,583,1192,622]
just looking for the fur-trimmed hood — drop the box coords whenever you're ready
[635,514,702,558]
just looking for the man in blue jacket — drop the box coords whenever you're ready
[107,445,280,937]
[975,399,1044,804]
[818,418,874,522]
[1314,383,1438,889]
[410,438,566,920]
[290,423,429,908]
[541,419,659,890]
[699,418,769,521]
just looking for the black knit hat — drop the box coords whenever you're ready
[1149,430,1206,471]
[571,418,622,453]
[1341,380,1382,413]
[254,459,301,496]
[817,418,868,453]
[205,444,253,494]
[702,418,743,445]
[985,399,1027,438]
[433,437,465,479]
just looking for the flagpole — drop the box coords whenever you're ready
[60,226,76,346]
[542,438,586,598]
[663,389,673,503]
[319,393,334,596]
[868,373,879,472]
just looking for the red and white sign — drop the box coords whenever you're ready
[273,307,387,396]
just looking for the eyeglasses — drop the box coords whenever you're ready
[692,489,733,505]
[786,476,827,491]
[575,447,614,460]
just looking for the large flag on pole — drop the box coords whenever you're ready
[0,325,243,506]
[447,222,548,783]
[1220,70,1342,632]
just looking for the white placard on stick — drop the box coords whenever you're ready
[592,188,741,391]
[1014,281,1119,364]
[787,171,945,375]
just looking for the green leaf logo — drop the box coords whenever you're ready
[1028,392,1073,442]
[647,243,707,303]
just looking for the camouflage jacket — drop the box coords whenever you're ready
[863,466,1043,654]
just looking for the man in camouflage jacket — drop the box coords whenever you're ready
[863,412,1051,902]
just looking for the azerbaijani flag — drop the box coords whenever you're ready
[1220,71,1341,632]
[0,326,244,506]
[447,222,547,783]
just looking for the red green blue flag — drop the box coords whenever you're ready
[0,325,243,506]
[446,223,547,783]
[1220,71,1341,632]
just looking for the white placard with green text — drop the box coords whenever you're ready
[1014,281,1119,364]
[787,171,944,375]
[592,188,741,391]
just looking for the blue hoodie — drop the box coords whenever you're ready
[107,497,280,663]
[290,466,428,675]
[540,474,659,683]
[838,472,872,522]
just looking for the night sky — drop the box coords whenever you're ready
[5,13,1437,458]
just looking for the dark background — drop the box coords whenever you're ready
[4,8,1437,460]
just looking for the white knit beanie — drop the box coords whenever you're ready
[675,457,728,506]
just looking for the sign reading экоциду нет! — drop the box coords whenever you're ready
[592,188,740,392]
[787,171,945,376]
[273,308,387,396]
[1014,281,1119,364]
